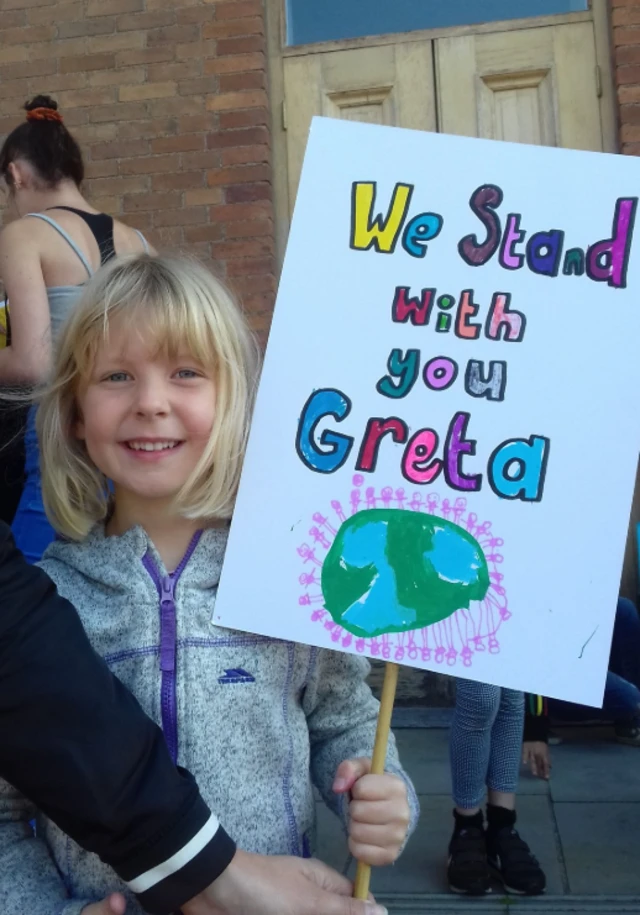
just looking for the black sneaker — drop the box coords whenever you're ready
[448,825,492,896]
[487,826,546,896]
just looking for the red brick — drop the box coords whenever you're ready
[122,212,153,231]
[177,77,218,96]
[27,1,80,24]
[57,88,117,109]
[218,107,268,129]
[614,25,640,46]
[621,107,640,128]
[90,66,146,87]
[123,191,181,212]
[203,17,263,39]
[117,117,177,139]
[154,226,184,246]
[116,10,175,30]
[90,175,150,196]
[215,0,263,19]
[204,52,264,75]
[154,206,209,227]
[224,181,271,204]
[119,153,180,174]
[0,10,27,27]
[616,64,640,86]
[178,113,216,133]
[92,138,150,160]
[175,39,215,60]
[58,18,116,39]
[147,24,199,45]
[85,159,119,178]
[150,134,204,154]
[86,0,143,17]
[182,150,221,170]
[28,37,88,61]
[209,201,269,222]
[207,125,268,148]
[176,6,215,24]
[147,60,202,82]
[0,78,30,101]
[207,89,268,112]
[184,224,225,243]
[623,140,640,155]
[148,96,204,118]
[37,72,89,92]
[220,144,269,166]
[185,188,223,206]
[615,44,640,66]
[211,238,273,259]
[613,6,640,26]
[207,163,270,186]
[152,171,204,191]
[619,85,640,103]
[226,218,272,239]
[88,31,144,52]
[225,255,274,276]
[216,34,265,55]
[2,0,55,10]
[120,82,177,102]
[61,53,116,73]
[219,70,266,93]
[116,46,174,66]
[1,24,55,44]
[0,57,56,80]
[92,195,122,214]
[73,122,119,143]
[232,274,277,294]
[90,101,148,123]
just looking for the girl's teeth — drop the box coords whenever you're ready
[128,441,177,451]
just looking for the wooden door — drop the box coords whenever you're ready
[436,21,603,149]
[281,42,436,215]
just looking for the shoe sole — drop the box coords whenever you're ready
[448,855,492,896]
[489,863,546,897]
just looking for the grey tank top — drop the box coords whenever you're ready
[26,212,150,341]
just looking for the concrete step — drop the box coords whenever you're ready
[379,894,640,914]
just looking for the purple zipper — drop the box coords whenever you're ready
[142,531,202,764]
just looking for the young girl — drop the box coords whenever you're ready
[447,680,546,897]
[0,254,418,914]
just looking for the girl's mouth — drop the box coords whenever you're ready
[125,440,182,452]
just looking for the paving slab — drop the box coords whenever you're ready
[547,738,640,803]
[554,802,640,895]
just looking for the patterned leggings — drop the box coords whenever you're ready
[450,679,525,810]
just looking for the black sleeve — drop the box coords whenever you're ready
[523,694,550,744]
[0,522,235,915]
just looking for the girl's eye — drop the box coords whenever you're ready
[175,369,200,379]
[103,371,130,383]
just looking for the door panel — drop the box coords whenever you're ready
[282,42,436,213]
[436,22,603,149]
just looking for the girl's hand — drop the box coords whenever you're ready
[522,740,552,780]
[333,758,410,866]
[82,893,127,915]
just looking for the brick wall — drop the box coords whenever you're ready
[612,0,640,156]
[0,0,276,340]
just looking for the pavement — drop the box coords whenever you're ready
[315,722,640,914]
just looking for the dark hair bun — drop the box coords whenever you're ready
[24,95,58,113]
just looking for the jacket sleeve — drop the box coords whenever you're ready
[302,648,419,836]
[523,694,550,743]
[0,522,235,915]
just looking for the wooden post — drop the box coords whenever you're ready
[353,661,400,901]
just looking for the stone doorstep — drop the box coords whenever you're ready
[378,895,640,914]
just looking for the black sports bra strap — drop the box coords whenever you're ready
[46,206,116,265]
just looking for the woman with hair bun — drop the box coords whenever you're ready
[0,94,155,562]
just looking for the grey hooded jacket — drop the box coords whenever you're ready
[0,525,419,914]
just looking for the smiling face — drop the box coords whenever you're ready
[75,316,217,510]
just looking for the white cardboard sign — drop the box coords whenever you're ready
[214,117,640,705]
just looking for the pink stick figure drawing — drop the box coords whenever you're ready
[299,571,319,588]
[297,544,322,567]
[409,493,422,512]
[381,486,393,508]
[309,526,331,549]
[313,512,337,536]
[395,488,406,510]
[365,487,377,509]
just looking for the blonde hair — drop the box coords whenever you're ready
[38,253,260,540]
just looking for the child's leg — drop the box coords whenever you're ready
[486,687,524,809]
[450,679,502,813]
[484,689,546,896]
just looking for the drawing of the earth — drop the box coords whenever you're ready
[321,509,490,638]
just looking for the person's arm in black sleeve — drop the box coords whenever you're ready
[523,694,550,743]
[0,522,235,915]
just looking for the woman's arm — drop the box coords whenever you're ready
[0,220,52,384]
[0,522,235,914]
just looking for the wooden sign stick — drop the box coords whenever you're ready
[353,661,400,901]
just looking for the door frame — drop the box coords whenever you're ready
[265,0,618,266]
